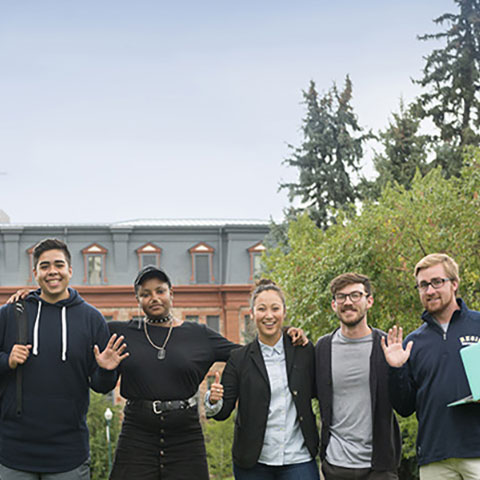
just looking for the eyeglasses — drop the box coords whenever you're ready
[333,291,368,303]
[415,277,452,292]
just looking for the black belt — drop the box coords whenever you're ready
[127,396,197,414]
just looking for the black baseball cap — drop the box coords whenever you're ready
[134,265,172,293]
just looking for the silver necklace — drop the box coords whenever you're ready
[143,317,174,360]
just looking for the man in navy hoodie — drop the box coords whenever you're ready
[0,238,127,479]
[382,253,480,479]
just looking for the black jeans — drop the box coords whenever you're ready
[110,401,208,480]
[322,460,398,480]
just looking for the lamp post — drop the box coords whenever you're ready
[104,407,113,474]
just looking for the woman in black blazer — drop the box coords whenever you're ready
[206,279,320,480]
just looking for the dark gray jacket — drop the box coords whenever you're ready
[315,327,401,472]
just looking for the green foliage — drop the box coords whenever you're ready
[280,77,369,229]
[361,99,430,200]
[204,415,235,479]
[415,0,480,177]
[87,392,122,480]
[264,149,480,472]
[265,153,480,337]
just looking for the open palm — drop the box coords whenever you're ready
[94,333,129,370]
[381,326,413,368]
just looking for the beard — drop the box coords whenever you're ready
[339,307,367,328]
[422,294,451,315]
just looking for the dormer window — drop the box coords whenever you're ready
[247,241,266,281]
[82,243,108,285]
[189,242,215,284]
[136,243,162,269]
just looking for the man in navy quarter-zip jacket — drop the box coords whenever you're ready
[382,253,480,480]
[0,238,128,480]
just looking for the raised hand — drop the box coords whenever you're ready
[381,325,413,368]
[9,344,32,369]
[209,372,223,405]
[94,334,129,370]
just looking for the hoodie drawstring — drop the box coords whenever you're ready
[61,306,67,361]
[32,302,42,356]
[32,302,68,362]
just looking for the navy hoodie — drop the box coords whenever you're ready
[0,288,117,473]
[389,298,480,466]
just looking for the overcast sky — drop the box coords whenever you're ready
[0,0,454,224]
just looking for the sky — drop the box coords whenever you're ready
[0,0,455,224]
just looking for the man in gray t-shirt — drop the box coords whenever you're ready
[315,272,401,480]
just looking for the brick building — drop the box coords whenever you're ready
[0,218,269,402]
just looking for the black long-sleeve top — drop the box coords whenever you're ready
[108,319,238,400]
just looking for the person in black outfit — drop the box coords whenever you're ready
[108,267,306,480]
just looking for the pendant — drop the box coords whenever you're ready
[157,348,166,360]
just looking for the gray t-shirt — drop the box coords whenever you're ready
[326,330,373,468]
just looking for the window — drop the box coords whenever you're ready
[136,243,162,269]
[195,254,210,283]
[207,315,220,332]
[189,242,215,284]
[185,315,199,323]
[247,241,266,281]
[141,254,157,268]
[87,255,103,284]
[253,254,262,277]
[81,243,108,285]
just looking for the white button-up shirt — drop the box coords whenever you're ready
[257,337,311,465]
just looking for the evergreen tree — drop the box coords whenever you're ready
[361,99,430,199]
[416,0,480,177]
[280,77,367,229]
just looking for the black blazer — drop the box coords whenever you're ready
[214,332,319,469]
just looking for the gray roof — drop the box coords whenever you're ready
[0,218,270,228]
[113,218,270,227]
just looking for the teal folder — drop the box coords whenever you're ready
[448,341,480,407]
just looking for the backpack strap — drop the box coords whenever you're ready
[14,301,28,416]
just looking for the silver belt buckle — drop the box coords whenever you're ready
[152,401,163,414]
